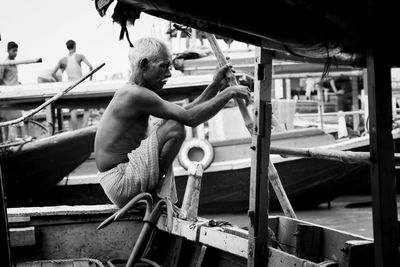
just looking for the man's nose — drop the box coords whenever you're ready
[165,67,172,78]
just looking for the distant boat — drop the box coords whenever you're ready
[0,126,96,207]
[23,125,398,215]
[0,74,391,212]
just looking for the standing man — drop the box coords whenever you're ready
[0,41,27,141]
[95,37,250,208]
[52,40,93,129]
[0,41,20,85]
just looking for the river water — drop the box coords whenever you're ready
[204,194,400,239]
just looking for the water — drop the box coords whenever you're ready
[204,194,400,239]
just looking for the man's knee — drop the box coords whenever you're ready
[158,120,186,142]
[165,120,186,140]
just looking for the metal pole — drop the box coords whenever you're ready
[0,164,11,267]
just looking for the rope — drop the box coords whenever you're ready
[0,63,105,128]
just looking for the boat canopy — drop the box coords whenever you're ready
[94,0,400,67]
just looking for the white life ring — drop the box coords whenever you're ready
[178,138,214,170]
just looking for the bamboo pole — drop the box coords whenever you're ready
[205,33,296,219]
[0,63,105,128]
[0,58,42,66]
[205,33,253,132]
[270,146,371,164]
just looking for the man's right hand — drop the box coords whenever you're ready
[225,85,251,102]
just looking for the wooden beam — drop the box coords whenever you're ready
[179,163,203,221]
[366,46,399,266]
[247,47,272,267]
[0,166,11,267]
[10,226,35,247]
[295,224,323,263]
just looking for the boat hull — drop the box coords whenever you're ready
[175,157,369,214]
[0,126,96,207]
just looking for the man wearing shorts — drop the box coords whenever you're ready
[94,37,250,207]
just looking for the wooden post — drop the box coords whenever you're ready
[205,32,296,219]
[0,165,11,267]
[351,77,360,131]
[247,47,272,267]
[366,47,399,266]
[45,99,55,135]
[179,163,203,221]
[317,86,324,131]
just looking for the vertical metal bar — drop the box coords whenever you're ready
[0,165,11,267]
[56,108,63,131]
[248,47,272,267]
[367,47,399,267]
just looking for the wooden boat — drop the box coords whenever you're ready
[25,124,397,215]
[3,0,400,266]
[0,126,96,207]
[7,198,375,266]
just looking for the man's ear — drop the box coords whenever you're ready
[139,58,149,70]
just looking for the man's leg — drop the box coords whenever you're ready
[156,120,186,177]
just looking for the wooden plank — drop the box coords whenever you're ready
[10,226,35,247]
[366,45,400,266]
[342,240,374,267]
[277,216,373,265]
[0,165,11,267]
[16,262,42,267]
[72,260,91,267]
[198,225,248,259]
[247,47,272,267]
[179,163,203,221]
[269,247,320,267]
[189,245,207,267]
[7,204,120,217]
[295,223,323,263]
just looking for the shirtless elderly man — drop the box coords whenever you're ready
[95,37,250,208]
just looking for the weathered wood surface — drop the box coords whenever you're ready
[179,163,203,221]
[366,41,400,266]
[156,215,374,266]
[9,204,143,263]
[270,146,371,164]
[10,227,35,247]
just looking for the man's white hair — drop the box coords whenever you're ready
[128,37,169,72]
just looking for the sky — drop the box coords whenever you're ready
[0,0,172,84]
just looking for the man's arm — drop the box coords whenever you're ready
[81,55,93,70]
[81,55,93,80]
[51,60,63,81]
[131,84,249,127]
[185,64,232,109]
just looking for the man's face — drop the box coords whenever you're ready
[144,49,172,92]
[8,48,18,60]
